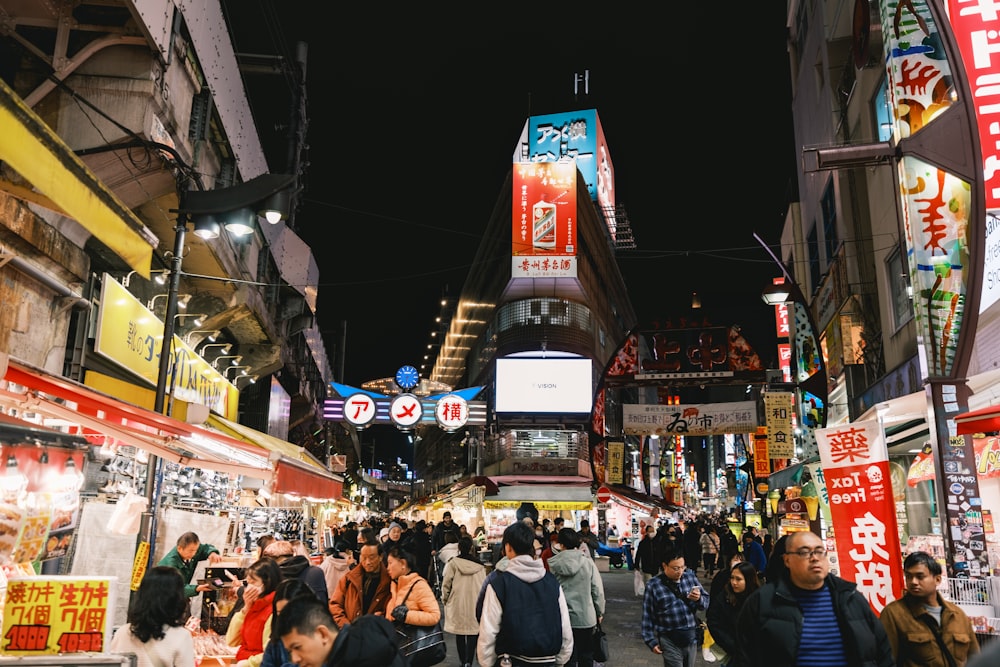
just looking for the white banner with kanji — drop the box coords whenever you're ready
[816,420,903,614]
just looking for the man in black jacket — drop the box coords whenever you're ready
[734,531,894,667]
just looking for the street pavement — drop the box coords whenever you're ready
[439,564,717,667]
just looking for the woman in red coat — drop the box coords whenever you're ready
[227,557,283,667]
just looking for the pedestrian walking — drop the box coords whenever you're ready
[477,521,573,667]
[634,525,660,587]
[706,561,760,666]
[442,537,487,667]
[548,528,606,667]
[699,527,720,577]
[328,542,392,629]
[734,530,893,667]
[880,551,980,666]
[641,546,709,667]
[740,532,767,575]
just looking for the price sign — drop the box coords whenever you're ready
[3,576,116,655]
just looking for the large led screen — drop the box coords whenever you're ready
[495,358,593,413]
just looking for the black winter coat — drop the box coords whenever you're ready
[734,574,894,667]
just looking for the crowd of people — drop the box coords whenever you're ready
[110,515,997,667]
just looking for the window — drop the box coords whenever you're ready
[887,247,913,331]
[874,77,893,142]
[821,180,839,262]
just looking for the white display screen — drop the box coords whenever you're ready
[495,358,593,413]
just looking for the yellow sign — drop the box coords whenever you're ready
[764,392,795,458]
[94,274,238,417]
[130,541,150,591]
[2,576,116,654]
[607,441,625,484]
[483,500,592,511]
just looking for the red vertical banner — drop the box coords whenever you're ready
[753,427,770,478]
[816,420,903,614]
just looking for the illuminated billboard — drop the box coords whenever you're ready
[513,108,615,232]
[511,161,578,278]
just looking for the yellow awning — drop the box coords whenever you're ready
[483,500,592,511]
[0,78,154,276]
[206,414,326,471]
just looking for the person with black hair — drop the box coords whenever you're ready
[329,614,408,667]
[384,547,441,642]
[157,531,223,598]
[641,546,709,665]
[275,597,339,667]
[110,566,195,667]
[548,527,606,667]
[329,542,392,629]
[735,531,893,667]
[442,536,487,667]
[706,561,760,666]
[762,534,789,584]
[478,521,573,667]
[577,519,599,559]
[404,519,434,580]
[226,557,283,667]
[260,578,317,667]
[880,550,980,667]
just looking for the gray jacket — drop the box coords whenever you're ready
[547,546,606,628]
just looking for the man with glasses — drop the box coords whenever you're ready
[734,531,893,667]
[328,543,392,629]
[641,547,709,666]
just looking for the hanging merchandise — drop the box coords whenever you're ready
[105,490,148,536]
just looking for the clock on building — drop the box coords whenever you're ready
[395,365,419,391]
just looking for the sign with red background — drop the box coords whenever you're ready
[816,420,903,614]
[511,162,578,278]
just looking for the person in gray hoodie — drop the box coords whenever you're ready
[547,528,606,667]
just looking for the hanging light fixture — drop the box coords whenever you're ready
[0,453,28,499]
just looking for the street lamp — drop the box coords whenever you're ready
[754,232,828,482]
[139,173,296,575]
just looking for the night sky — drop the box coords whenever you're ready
[224,4,796,464]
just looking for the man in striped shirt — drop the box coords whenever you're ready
[733,530,894,667]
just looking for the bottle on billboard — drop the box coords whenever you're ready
[532,199,556,250]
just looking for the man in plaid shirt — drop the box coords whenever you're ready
[641,547,709,667]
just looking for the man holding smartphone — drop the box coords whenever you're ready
[641,547,709,667]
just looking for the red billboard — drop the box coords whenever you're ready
[511,162,578,278]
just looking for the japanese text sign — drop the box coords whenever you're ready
[817,420,903,613]
[607,441,624,484]
[511,162,578,278]
[764,392,795,458]
[947,0,1000,210]
[754,428,771,477]
[623,401,758,436]
[2,576,116,655]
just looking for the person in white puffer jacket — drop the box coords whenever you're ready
[318,542,354,604]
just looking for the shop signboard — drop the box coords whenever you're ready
[764,392,795,458]
[816,420,903,613]
[511,161,578,278]
[2,576,116,654]
[623,402,757,437]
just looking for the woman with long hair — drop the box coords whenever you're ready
[110,565,195,667]
[226,557,283,667]
[260,578,317,667]
[441,537,486,667]
[706,561,761,666]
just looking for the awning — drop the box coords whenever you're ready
[204,414,342,500]
[0,77,155,275]
[482,483,593,510]
[955,403,1000,435]
[768,462,806,489]
[0,356,272,479]
[608,486,681,513]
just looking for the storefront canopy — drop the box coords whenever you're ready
[0,357,336,487]
[205,414,342,500]
[482,483,593,511]
[955,403,1000,435]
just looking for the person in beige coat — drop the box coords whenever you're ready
[442,537,487,667]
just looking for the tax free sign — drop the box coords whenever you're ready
[816,420,903,613]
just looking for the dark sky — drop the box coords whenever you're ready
[224,5,796,463]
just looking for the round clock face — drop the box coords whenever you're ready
[395,365,420,390]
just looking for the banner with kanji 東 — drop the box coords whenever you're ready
[816,420,903,614]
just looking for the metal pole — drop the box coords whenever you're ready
[135,215,187,570]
